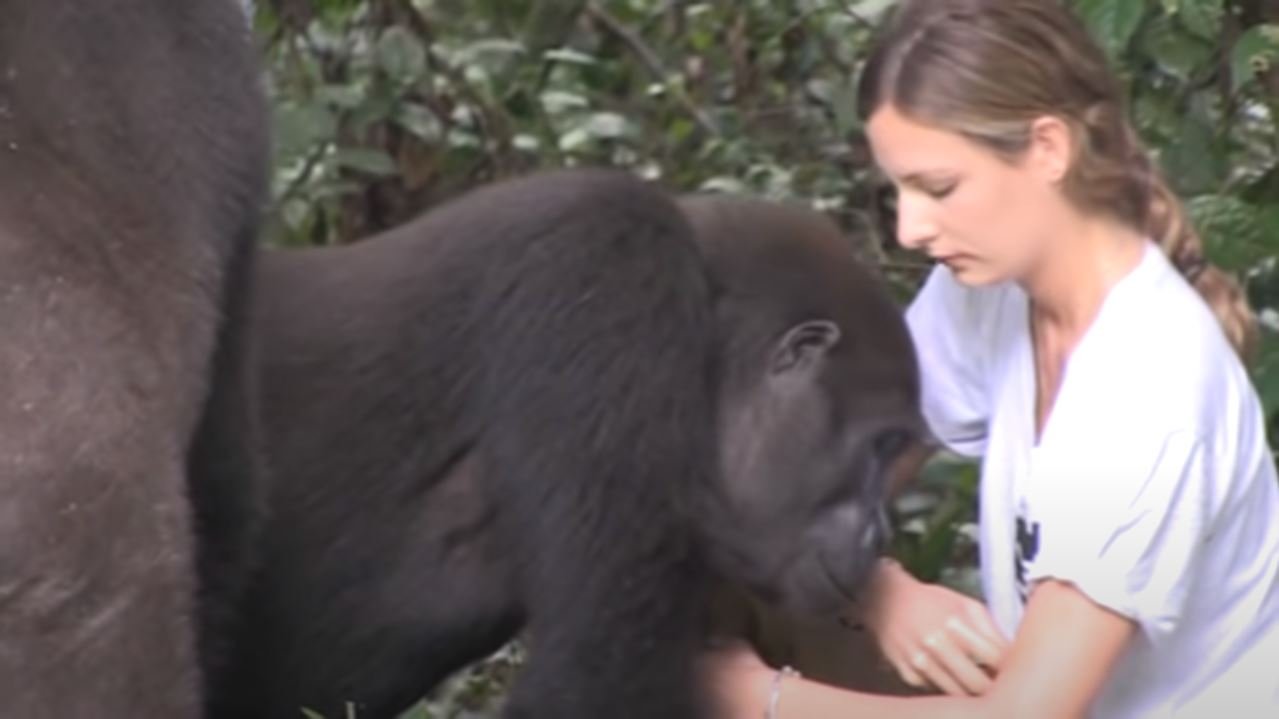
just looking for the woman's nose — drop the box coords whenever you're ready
[895,194,938,251]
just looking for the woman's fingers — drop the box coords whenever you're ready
[890,637,969,697]
[894,652,928,689]
[963,600,1011,653]
[887,638,934,691]
[944,615,1004,671]
[925,631,994,695]
[911,643,967,696]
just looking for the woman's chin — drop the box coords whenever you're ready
[941,257,1001,287]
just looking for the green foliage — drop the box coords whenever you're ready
[1076,0,1147,60]
[1232,23,1279,92]
[254,0,900,257]
[254,0,1279,713]
[889,453,982,598]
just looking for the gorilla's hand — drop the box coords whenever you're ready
[860,558,1009,697]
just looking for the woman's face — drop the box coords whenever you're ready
[865,103,1068,287]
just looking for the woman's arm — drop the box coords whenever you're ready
[710,579,1136,719]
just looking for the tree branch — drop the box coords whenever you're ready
[584,1,721,136]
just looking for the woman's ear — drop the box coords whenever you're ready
[1027,115,1074,185]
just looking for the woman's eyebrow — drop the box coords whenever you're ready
[898,171,958,188]
[901,170,954,182]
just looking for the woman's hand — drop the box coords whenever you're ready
[861,559,1010,696]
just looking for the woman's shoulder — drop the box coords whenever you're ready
[1072,248,1262,439]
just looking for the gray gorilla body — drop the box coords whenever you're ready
[0,1,269,715]
[212,170,921,718]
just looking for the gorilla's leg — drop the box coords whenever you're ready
[188,220,270,707]
[212,454,525,719]
[0,1,268,715]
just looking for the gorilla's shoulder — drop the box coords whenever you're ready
[449,168,679,222]
[379,169,692,261]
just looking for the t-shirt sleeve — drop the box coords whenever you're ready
[905,265,992,458]
[1024,429,1213,643]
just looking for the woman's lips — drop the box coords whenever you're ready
[934,252,972,267]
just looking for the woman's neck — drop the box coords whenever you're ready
[1020,212,1147,333]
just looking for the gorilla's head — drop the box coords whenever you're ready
[680,195,924,615]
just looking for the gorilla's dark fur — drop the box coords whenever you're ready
[0,1,268,715]
[212,170,921,718]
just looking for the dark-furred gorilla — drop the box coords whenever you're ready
[211,170,921,718]
[0,1,268,715]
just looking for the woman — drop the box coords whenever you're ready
[705,1,1279,717]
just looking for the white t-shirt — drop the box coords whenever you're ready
[906,241,1279,718]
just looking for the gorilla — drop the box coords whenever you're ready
[0,1,268,715]
[211,169,921,718]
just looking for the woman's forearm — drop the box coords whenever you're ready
[771,675,998,719]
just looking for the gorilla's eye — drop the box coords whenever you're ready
[873,428,912,460]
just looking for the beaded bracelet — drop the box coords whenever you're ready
[765,664,801,719]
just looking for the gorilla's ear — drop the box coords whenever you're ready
[771,319,841,374]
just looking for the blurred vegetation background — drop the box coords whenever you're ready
[249,0,1279,715]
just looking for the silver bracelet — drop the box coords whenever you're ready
[765,664,801,719]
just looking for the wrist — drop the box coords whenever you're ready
[765,665,802,719]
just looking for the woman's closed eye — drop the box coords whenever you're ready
[917,179,958,200]
[899,172,960,200]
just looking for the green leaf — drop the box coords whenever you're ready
[1158,97,1225,195]
[513,133,540,152]
[331,147,398,176]
[459,38,526,60]
[539,90,590,115]
[1073,0,1148,60]
[392,102,443,143]
[1260,204,1279,247]
[1231,24,1279,93]
[1133,84,1181,139]
[1175,0,1224,42]
[555,112,632,154]
[1141,13,1213,81]
[830,81,861,136]
[272,101,337,162]
[315,82,366,111]
[697,176,751,194]
[556,127,591,153]
[1251,327,1279,417]
[542,47,598,66]
[376,26,427,81]
[579,111,635,140]
[1186,194,1269,272]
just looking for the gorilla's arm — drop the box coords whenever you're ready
[466,173,721,718]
